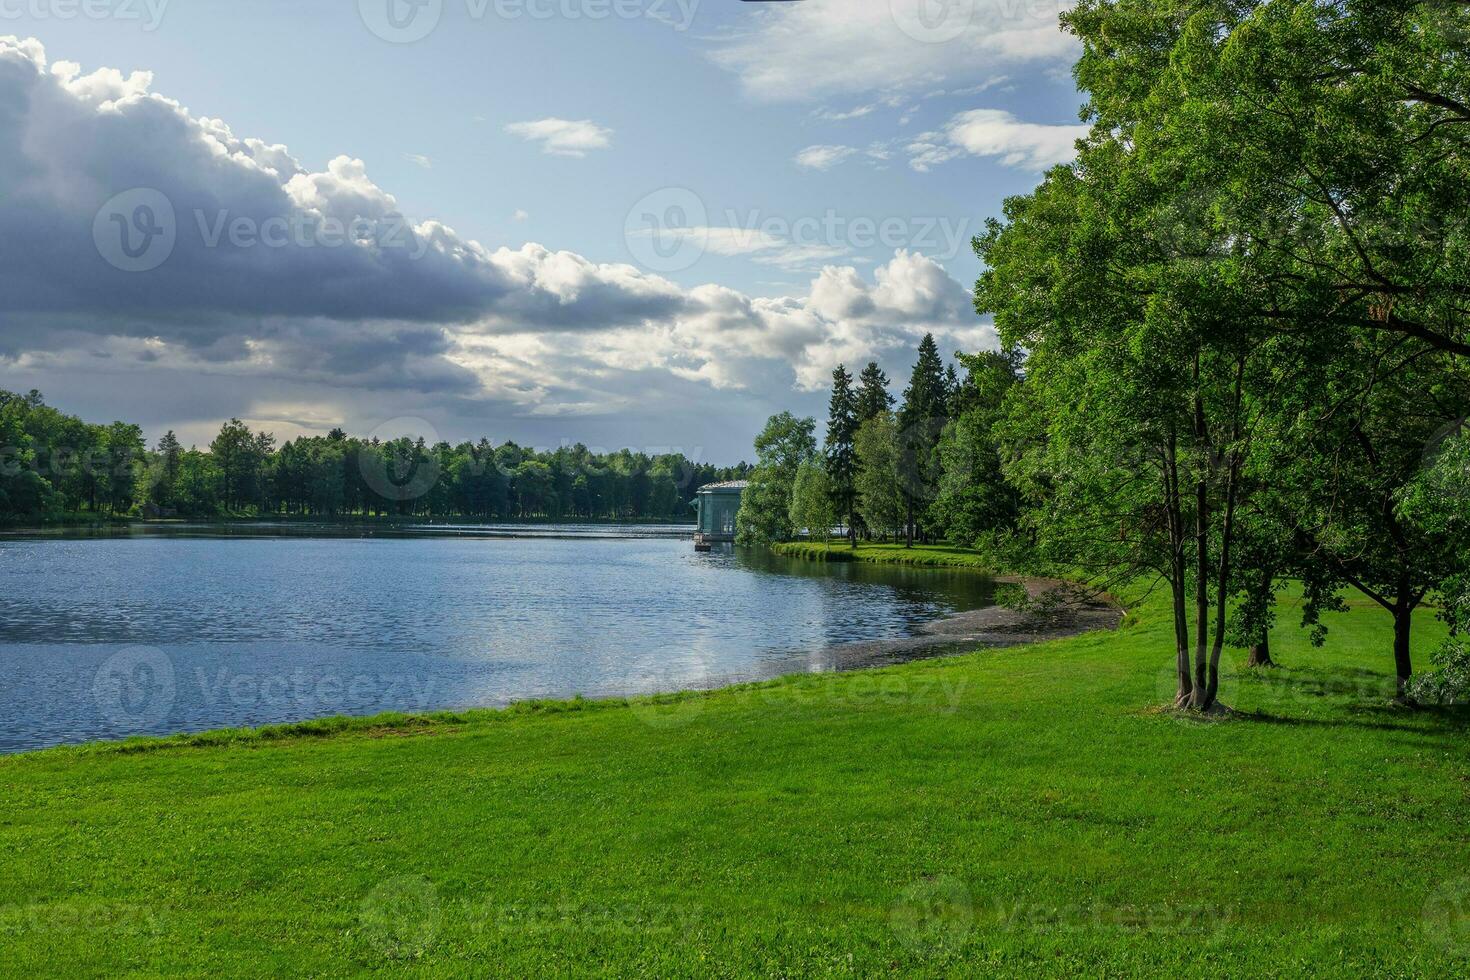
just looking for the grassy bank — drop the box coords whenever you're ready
[772,540,1001,570]
[1,580,1467,975]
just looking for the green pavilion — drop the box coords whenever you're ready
[692,480,745,550]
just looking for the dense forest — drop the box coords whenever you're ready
[0,389,747,522]
[738,0,1470,708]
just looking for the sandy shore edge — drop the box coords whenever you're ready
[810,576,1125,672]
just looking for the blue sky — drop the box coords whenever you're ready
[1,0,1085,461]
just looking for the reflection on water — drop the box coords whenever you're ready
[0,527,992,752]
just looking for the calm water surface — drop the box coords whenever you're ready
[0,525,993,752]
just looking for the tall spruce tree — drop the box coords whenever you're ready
[855,362,895,423]
[824,365,859,546]
[896,334,949,546]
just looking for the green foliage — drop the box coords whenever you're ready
[0,389,139,519]
[823,365,859,535]
[973,0,1470,703]
[789,460,836,542]
[1403,434,1470,701]
[854,361,894,423]
[852,413,903,541]
[735,412,817,545]
[930,351,1023,546]
[0,390,747,525]
[896,333,950,539]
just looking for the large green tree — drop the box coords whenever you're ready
[789,460,837,543]
[896,333,949,547]
[853,413,904,542]
[735,412,817,546]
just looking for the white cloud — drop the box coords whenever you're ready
[0,38,994,454]
[504,117,612,157]
[511,208,529,221]
[708,0,1076,103]
[794,144,858,170]
[908,109,1088,171]
[404,153,432,168]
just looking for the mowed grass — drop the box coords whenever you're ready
[2,573,1468,976]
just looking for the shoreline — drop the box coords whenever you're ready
[805,575,1124,672]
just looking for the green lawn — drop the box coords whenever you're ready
[2,569,1468,976]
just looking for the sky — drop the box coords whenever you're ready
[0,0,1086,463]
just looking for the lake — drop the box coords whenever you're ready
[0,524,995,752]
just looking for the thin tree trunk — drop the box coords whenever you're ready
[1165,429,1192,705]
[1247,566,1277,667]
[1393,596,1414,701]
[1190,368,1211,709]
[1205,453,1239,707]
[1204,358,1246,708]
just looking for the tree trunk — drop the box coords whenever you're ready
[1164,430,1192,706]
[1392,601,1414,700]
[1246,632,1275,668]
[1205,369,1245,708]
[1190,470,1210,707]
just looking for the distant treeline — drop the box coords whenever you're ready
[0,390,748,522]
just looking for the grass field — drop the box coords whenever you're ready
[2,559,1468,976]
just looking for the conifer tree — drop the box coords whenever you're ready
[824,365,859,546]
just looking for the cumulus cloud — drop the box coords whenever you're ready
[504,117,613,157]
[707,0,1075,103]
[908,109,1088,171]
[0,38,993,456]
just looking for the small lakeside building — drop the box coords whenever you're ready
[691,480,746,550]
